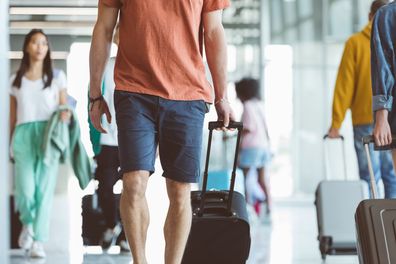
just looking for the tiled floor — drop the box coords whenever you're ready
[10,202,359,264]
[9,162,359,264]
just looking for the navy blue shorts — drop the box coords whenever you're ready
[114,91,208,183]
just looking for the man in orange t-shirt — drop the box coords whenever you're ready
[88,0,234,263]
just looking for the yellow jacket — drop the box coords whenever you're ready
[331,23,373,129]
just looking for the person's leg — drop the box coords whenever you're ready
[120,171,150,264]
[353,125,381,197]
[95,145,122,247]
[257,167,271,213]
[33,122,60,243]
[164,179,192,264]
[96,146,120,229]
[158,98,206,263]
[12,124,37,249]
[114,91,159,262]
[379,150,396,198]
[241,168,250,202]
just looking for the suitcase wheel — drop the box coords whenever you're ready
[319,236,332,260]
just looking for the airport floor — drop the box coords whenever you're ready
[9,203,360,264]
[9,164,359,264]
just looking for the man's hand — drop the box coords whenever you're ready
[373,109,392,146]
[89,99,111,133]
[215,100,235,130]
[327,127,340,138]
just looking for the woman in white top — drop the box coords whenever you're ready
[9,29,69,258]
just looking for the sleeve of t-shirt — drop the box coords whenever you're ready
[9,75,16,97]
[55,70,67,91]
[203,0,231,13]
[99,0,122,8]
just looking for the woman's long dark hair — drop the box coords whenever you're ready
[12,29,53,89]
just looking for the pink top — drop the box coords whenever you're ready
[241,99,269,149]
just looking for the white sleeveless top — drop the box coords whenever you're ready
[10,69,67,125]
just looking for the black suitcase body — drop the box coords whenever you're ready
[81,194,107,245]
[355,136,396,264]
[182,121,251,264]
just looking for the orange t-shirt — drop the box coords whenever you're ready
[100,0,230,102]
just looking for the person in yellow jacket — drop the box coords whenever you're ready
[328,0,396,198]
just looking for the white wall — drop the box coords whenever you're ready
[0,0,10,263]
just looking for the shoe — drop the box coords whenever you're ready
[101,229,115,249]
[30,241,46,258]
[101,225,122,250]
[18,225,33,250]
[118,240,131,253]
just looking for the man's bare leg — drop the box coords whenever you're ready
[120,171,150,264]
[164,178,192,264]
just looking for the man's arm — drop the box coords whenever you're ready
[371,6,395,146]
[203,10,235,128]
[89,3,118,132]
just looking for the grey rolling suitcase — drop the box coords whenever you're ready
[355,136,396,264]
[315,135,368,260]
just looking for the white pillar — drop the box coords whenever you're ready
[0,0,10,264]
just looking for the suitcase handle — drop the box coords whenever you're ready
[195,191,228,204]
[323,134,344,140]
[208,121,243,130]
[198,121,243,217]
[362,136,379,199]
[362,135,396,199]
[195,206,232,217]
[362,135,396,150]
[323,134,348,181]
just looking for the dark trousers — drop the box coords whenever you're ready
[95,145,125,241]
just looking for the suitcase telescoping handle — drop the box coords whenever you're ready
[323,134,348,181]
[362,135,396,199]
[198,121,243,217]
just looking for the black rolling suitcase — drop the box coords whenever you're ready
[182,121,251,264]
[82,192,122,246]
[355,136,396,264]
[81,193,107,245]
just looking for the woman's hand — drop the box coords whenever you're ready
[60,110,71,123]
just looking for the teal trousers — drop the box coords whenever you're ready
[13,121,60,242]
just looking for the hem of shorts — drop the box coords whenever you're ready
[162,172,199,184]
[120,165,155,176]
[238,163,267,169]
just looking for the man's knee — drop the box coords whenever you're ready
[122,171,149,202]
[167,179,191,208]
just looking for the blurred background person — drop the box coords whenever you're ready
[327,0,396,198]
[88,24,130,253]
[235,78,272,216]
[9,29,69,258]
